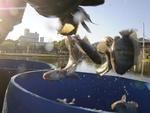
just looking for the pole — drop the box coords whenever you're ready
[141,23,145,77]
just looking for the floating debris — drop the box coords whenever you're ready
[111,94,138,113]
[56,98,75,105]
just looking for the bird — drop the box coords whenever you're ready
[112,29,140,75]
[96,29,140,75]
[43,36,84,80]
[96,36,113,75]
[26,0,105,35]
[43,35,113,80]
[43,29,140,80]
[0,0,105,42]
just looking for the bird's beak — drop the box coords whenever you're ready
[59,23,75,34]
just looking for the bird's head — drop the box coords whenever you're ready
[58,7,93,35]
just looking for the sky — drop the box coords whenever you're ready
[6,0,150,43]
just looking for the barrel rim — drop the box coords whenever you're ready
[10,70,115,113]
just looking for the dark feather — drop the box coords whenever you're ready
[81,21,91,33]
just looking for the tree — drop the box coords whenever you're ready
[0,39,17,52]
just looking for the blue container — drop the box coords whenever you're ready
[0,59,52,112]
[3,70,150,113]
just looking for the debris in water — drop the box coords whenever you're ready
[56,98,75,105]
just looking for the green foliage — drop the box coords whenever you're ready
[0,39,17,52]
[52,39,68,54]
[0,39,68,54]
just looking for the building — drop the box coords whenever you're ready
[18,29,39,43]
[138,38,150,58]
[40,37,44,43]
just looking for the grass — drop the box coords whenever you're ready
[0,53,68,57]
[0,53,68,64]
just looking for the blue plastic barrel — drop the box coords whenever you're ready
[3,70,150,113]
[0,59,52,112]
